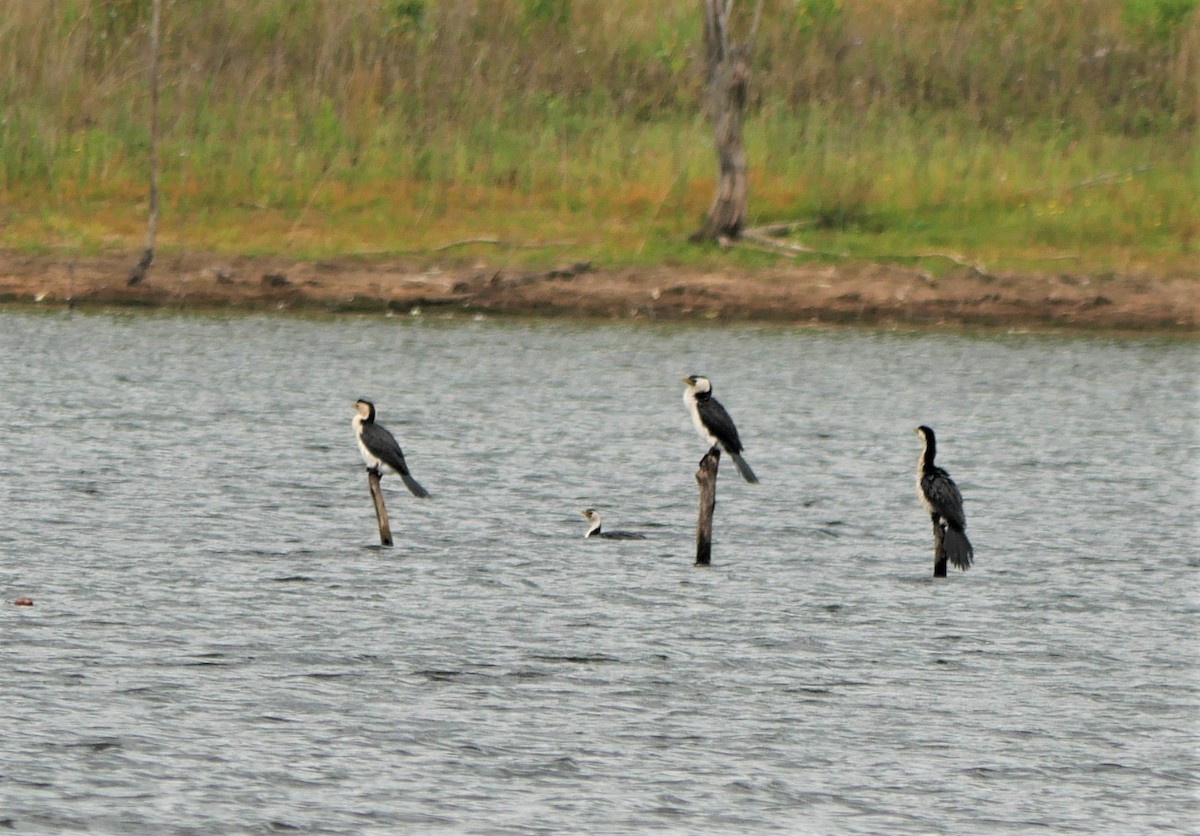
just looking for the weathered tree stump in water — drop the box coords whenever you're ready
[695,446,721,566]
[367,468,393,547]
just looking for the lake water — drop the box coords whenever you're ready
[1,310,1196,832]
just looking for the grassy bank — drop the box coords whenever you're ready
[1,0,1196,277]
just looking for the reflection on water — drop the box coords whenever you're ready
[1,311,1196,832]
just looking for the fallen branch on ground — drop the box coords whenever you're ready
[432,237,576,252]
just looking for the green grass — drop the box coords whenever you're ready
[3,109,1192,277]
[0,0,1196,277]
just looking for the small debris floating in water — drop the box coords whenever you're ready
[13,597,33,606]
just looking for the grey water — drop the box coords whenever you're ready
[1,309,1196,833]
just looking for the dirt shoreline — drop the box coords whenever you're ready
[0,250,1194,332]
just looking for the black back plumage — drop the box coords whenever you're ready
[694,389,745,455]
[356,401,430,499]
[916,425,972,572]
[595,529,648,540]
[359,421,411,475]
[684,377,759,484]
[920,466,967,532]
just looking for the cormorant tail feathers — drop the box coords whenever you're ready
[730,452,759,484]
[942,526,973,571]
[400,471,431,499]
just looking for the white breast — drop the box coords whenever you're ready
[353,417,383,469]
[685,390,716,445]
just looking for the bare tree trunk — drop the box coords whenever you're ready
[368,469,394,547]
[694,446,721,566]
[692,0,762,245]
[128,0,161,286]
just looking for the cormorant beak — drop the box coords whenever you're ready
[681,376,694,386]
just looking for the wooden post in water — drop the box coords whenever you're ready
[932,522,947,578]
[367,468,393,547]
[695,446,721,566]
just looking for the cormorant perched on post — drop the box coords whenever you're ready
[914,425,972,575]
[681,375,758,483]
[352,399,430,498]
[580,508,648,540]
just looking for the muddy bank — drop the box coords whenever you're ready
[0,250,1194,331]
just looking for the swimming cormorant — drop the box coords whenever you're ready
[353,399,430,498]
[580,508,648,540]
[681,375,759,483]
[914,425,972,575]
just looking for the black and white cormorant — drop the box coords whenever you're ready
[914,425,972,575]
[681,375,759,483]
[580,508,648,540]
[352,399,430,498]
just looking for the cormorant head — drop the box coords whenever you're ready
[354,399,376,423]
[581,508,602,536]
[682,375,712,394]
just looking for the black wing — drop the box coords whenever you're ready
[697,397,744,454]
[360,422,413,475]
[921,467,966,530]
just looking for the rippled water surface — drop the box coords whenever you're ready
[1,310,1196,832]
